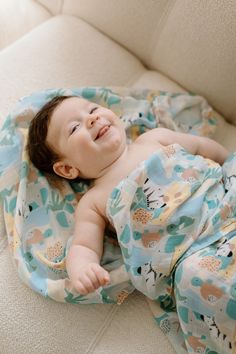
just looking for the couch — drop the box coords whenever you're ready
[0,1,236,353]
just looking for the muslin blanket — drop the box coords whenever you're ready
[1,87,226,353]
[107,143,236,353]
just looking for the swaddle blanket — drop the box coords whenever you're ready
[0,86,221,351]
[107,144,236,353]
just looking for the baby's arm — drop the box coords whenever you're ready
[66,191,110,295]
[148,128,229,165]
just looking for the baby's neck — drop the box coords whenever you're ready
[94,144,130,186]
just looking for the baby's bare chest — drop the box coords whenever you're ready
[95,142,162,219]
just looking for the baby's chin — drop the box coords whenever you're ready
[100,129,125,150]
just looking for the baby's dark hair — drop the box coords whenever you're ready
[27,95,74,174]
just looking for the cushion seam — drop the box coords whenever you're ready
[149,0,177,68]
[85,305,120,354]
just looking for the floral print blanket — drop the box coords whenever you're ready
[0,87,223,352]
[107,142,236,353]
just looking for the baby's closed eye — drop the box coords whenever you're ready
[70,123,81,135]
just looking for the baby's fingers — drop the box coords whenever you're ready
[91,264,110,286]
[74,279,92,295]
[86,267,100,289]
[73,265,110,295]
[76,273,102,295]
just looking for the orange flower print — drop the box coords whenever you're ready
[199,256,221,272]
[133,208,152,224]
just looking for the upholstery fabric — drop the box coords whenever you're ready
[59,0,236,124]
[0,15,145,117]
[0,0,50,50]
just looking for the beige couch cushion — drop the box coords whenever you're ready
[58,0,236,124]
[148,0,236,124]
[1,13,235,153]
[0,15,145,117]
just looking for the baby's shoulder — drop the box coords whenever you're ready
[78,186,100,207]
[135,127,178,146]
[135,128,163,145]
[76,185,108,219]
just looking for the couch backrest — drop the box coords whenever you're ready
[39,0,236,125]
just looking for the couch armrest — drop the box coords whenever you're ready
[0,0,51,50]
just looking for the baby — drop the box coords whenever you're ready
[27,95,229,295]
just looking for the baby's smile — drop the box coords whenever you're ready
[95,124,111,140]
[45,96,127,180]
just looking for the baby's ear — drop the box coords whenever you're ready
[53,161,80,179]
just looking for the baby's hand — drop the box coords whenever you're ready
[73,263,110,295]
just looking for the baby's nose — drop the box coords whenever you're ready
[87,115,99,127]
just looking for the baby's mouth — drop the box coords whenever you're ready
[95,125,111,140]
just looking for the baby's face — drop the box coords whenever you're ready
[46,97,127,179]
